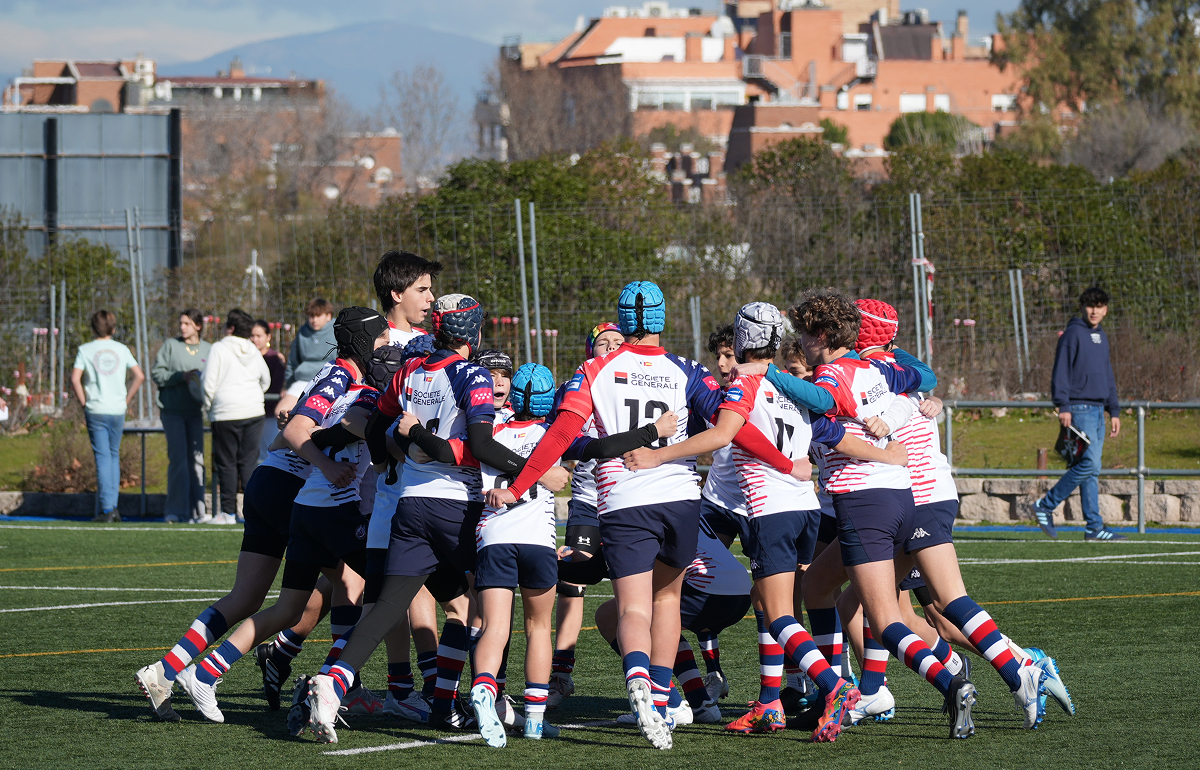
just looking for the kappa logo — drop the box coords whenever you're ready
[911,527,931,539]
[355,524,367,540]
[614,371,628,384]
[320,386,337,398]
[749,559,760,570]
[472,374,488,384]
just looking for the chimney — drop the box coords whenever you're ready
[229,57,244,79]
[951,34,964,60]
[956,10,968,37]
[685,32,702,62]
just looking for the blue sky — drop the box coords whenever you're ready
[0,0,1020,72]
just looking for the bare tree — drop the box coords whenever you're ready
[381,65,461,188]
[1062,100,1196,181]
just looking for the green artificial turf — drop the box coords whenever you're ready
[2,523,1198,769]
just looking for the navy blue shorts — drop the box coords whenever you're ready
[834,488,916,567]
[680,584,751,635]
[817,513,838,545]
[565,499,601,556]
[475,543,558,590]
[387,497,481,577]
[287,501,369,568]
[700,497,751,547]
[904,499,958,553]
[746,509,821,579]
[600,500,700,580]
[241,466,306,559]
[898,565,925,591]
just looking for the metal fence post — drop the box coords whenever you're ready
[909,193,923,361]
[1016,267,1030,369]
[59,279,66,408]
[944,405,954,468]
[1008,269,1024,390]
[141,430,147,518]
[529,202,544,365]
[125,209,146,421]
[689,296,702,361]
[1137,404,1146,533]
[49,283,56,409]
[514,199,533,364]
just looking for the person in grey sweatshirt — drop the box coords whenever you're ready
[152,309,212,523]
[1031,287,1126,541]
[274,297,336,420]
[202,309,271,524]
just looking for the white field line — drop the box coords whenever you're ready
[0,594,278,614]
[0,525,239,532]
[323,720,620,756]
[958,550,1200,565]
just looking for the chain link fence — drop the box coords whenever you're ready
[4,183,1199,417]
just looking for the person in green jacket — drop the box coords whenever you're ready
[153,309,212,523]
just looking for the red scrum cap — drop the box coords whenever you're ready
[854,298,899,352]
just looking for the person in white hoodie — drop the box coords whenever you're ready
[203,308,271,524]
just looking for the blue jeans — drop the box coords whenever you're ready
[162,412,206,520]
[1043,403,1105,532]
[85,412,125,513]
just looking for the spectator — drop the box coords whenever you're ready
[252,319,286,463]
[1031,286,1125,541]
[202,308,270,525]
[275,298,336,418]
[152,309,212,523]
[70,310,145,523]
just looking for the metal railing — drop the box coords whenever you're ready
[943,400,1200,533]
[122,423,214,519]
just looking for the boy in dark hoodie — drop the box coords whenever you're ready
[1031,287,1125,541]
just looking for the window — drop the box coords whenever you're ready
[691,94,713,110]
[934,94,950,112]
[660,92,685,111]
[779,32,792,59]
[899,94,926,113]
[992,94,1017,112]
[854,94,873,111]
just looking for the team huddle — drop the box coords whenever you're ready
[134,250,1075,750]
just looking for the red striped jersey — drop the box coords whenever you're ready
[811,355,923,493]
[557,343,724,515]
[294,385,380,507]
[372,326,431,518]
[476,418,557,549]
[718,373,844,516]
[863,351,957,505]
[261,359,358,481]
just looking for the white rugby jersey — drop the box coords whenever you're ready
[558,343,725,515]
[685,522,752,596]
[864,351,957,505]
[263,360,360,481]
[719,373,843,516]
[701,442,747,517]
[372,326,429,521]
[476,418,557,549]
[293,385,380,507]
[570,414,600,508]
[376,348,495,503]
[811,355,924,494]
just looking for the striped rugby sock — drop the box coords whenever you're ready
[432,622,469,716]
[161,606,228,682]
[942,596,1021,691]
[524,682,549,715]
[196,639,242,686]
[673,636,709,708]
[769,616,841,698]
[860,620,888,696]
[880,622,954,696]
[696,631,722,674]
[808,607,843,675]
[649,665,673,717]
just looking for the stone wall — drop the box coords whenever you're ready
[955,479,1200,524]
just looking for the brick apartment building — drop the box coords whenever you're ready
[3,57,403,207]
[479,0,1024,192]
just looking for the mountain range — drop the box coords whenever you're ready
[158,20,500,116]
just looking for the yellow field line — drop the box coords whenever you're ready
[0,560,238,573]
[4,591,1196,660]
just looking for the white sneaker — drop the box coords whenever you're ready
[176,665,225,723]
[627,678,672,750]
[615,702,689,727]
[134,661,180,722]
[848,685,896,724]
[307,674,344,743]
[207,512,237,525]
[692,699,722,724]
[340,683,384,715]
[383,691,430,723]
[192,512,213,524]
[497,693,526,731]
[1013,663,1046,729]
[470,684,507,749]
[546,672,575,709]
[703,671,729,701]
